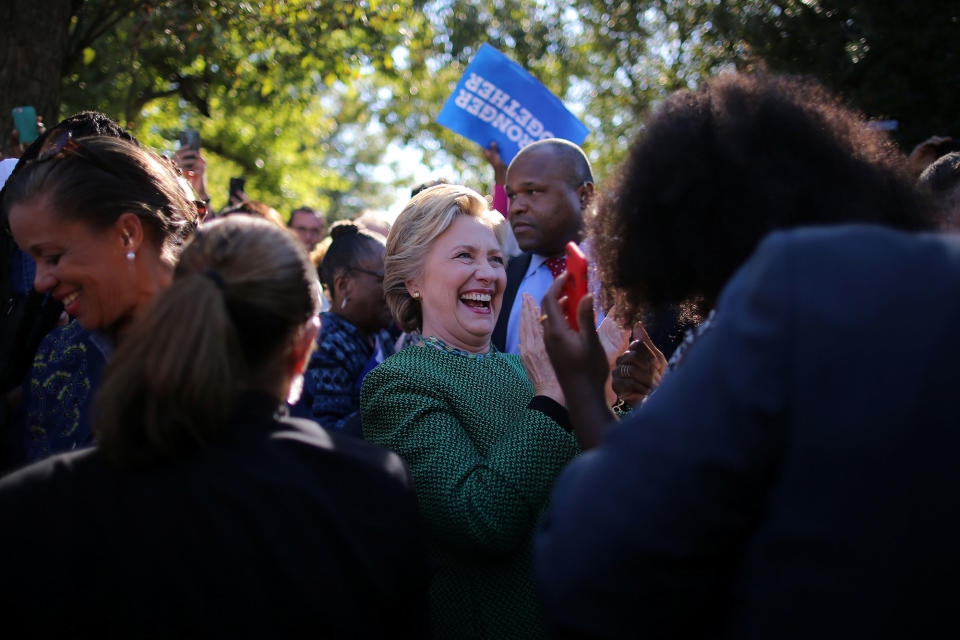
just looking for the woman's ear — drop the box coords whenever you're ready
[333,271,352,302]
[290,317,321,375]
[405,278,421,299]
[114,212,144,253]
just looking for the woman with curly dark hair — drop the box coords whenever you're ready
[594,72,935,413]
[533,72,949,638]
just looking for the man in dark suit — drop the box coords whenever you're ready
[535,225,960,638]
[492,138,594,353]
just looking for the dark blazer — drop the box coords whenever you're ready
[535,225,960,639]
[0,392,430,638]
[492,252,533,352]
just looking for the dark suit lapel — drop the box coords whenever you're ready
[492,252,533,352]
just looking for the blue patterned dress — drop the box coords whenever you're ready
[16,320,112,466]
[291,311,394,433]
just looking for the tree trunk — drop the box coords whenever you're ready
[0,0,73,155]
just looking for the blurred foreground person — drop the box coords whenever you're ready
[601,71,934,409]
[362,185,579,638]
[534,72,948,638]
[0,216,429,637]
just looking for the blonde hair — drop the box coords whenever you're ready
[95,216,320,467]
[385,184,507,331]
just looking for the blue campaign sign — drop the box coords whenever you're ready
[436,44,589,164]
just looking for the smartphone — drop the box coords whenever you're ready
[12,106,39,145]
[562,241,589,331]
[228,177,246,202]
[179,129,201,151]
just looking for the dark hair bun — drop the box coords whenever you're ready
[329,222,360,240]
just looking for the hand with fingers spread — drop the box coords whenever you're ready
[612,323,668,407]
[596,308,631,404]
[597,308,631,366]
[519,293,564,404]
[540,273,616,449]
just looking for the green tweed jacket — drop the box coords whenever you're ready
[360,345,580,639]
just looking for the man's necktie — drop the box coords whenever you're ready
[545,256,567,279]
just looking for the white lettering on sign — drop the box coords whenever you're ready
[453,72,557,150]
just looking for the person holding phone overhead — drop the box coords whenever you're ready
[172,128,213,212]
[360,184,580,639]
[9,106,41,156]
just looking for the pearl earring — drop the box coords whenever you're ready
[126,251,136,261]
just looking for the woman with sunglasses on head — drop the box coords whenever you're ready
[1,133,198,469]
[291,222,396,435]
[0,216,429,636]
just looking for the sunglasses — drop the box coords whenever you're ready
[349,266,384,283]
[32,128,208,223]
[33,128,125,178]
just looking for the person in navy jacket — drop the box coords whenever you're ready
[533,72,948,638]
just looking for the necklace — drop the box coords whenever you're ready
[419,335,497,360]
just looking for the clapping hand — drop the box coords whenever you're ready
[519,293,564,405]
[540,273,615,449]
[612,323,667,407]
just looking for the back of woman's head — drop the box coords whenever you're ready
[1,135,196,266]
[385,184,506,331]
[592,72,935,321]
[318,222,385,297]
[95,216,321,468]
[220,200,286,228]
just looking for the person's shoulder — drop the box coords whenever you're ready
[362,346,436,393]
[315,312,360,346]
[506,251,533,272]
[275,415,411,486]
[743,225,960,293]
[374,343,435,370]
[0,447,101,506]
[35,319,88,353]
[498,350,526,375]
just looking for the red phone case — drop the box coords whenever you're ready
[562,241,588,331]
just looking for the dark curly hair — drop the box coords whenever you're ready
[592,72,935,322]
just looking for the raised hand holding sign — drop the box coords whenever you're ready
[436,44,589,164]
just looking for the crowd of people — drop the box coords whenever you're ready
[1,69,959,637]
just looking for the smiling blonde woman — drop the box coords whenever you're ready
[360,184,579,639]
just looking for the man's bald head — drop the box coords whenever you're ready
[505,138,595,256]
[509,138,594,188]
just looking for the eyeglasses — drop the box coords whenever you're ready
[348,266,384,283]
